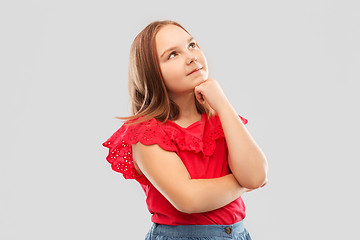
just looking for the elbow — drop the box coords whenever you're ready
[171,191,198,214]
[176,205,195,214]
[176,197,199,214]
[173,189,204,214]
[245,159,269,189]
[243,176,267,189]
[164,179,202,214]
[239,170,268,190]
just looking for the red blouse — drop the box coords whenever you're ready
[102,113,248,225]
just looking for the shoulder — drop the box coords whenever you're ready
[103,116,175,150]
[102,116,178,182]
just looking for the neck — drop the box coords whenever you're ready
[170,92,200,120]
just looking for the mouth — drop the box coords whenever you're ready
[187,67,203,76]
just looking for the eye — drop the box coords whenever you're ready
[189,41,198,49]
[168,51,177,60]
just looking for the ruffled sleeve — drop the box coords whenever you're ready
[201,114,248,157]
[102,118,177,184]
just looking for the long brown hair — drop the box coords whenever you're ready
[116,20,214,125]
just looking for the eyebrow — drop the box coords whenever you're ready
[160,37,195,58]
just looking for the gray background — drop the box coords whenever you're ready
[1,0,359,239]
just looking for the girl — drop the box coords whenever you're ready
[103,20,268,240]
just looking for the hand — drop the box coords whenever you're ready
[194,78,229,113]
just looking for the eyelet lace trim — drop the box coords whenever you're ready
[102,118,177,184]
[163,115,247,157]
[102,115,248,183]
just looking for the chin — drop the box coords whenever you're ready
[194,75,207,84]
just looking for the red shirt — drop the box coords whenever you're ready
[102,113,248,225]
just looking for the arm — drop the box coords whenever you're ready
[218,102,268,189]
[194,78,268,189]
[132,142,247,214]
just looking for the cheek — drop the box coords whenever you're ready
[160,63,184,86]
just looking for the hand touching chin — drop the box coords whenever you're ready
[194,78,229,112]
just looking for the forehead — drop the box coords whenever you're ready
[155,24,191,55]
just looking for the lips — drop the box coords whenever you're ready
[187,67,203,76]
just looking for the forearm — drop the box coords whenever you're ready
[218,102,268,189]
[185,174,247,213]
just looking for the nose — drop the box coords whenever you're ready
[186,55,198,65]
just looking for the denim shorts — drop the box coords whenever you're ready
[144,220,252,240]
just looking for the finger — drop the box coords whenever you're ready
[194,86,205,104]
[195,92,205,104]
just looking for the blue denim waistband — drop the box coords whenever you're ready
[149,220,246,238]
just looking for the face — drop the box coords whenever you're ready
[155,24,208,97]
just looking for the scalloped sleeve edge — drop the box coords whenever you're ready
[102,121,178,184]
